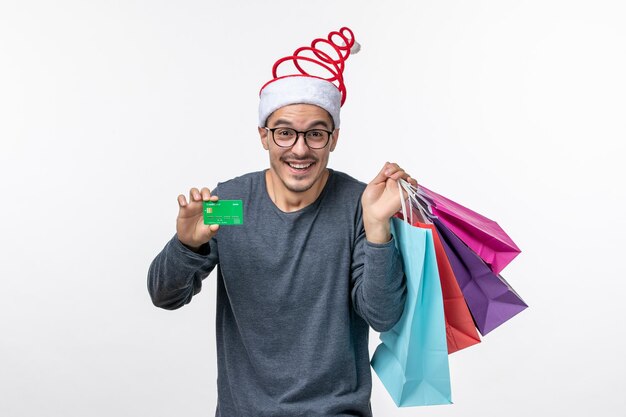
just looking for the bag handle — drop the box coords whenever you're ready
[398,180,412,224]
[398,179,433,225]
[398,180,433,211]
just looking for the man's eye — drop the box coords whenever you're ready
[308,131,323,137]
[276,129,292,136]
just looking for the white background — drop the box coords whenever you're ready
[1,1,625,416]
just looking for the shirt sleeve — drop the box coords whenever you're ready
[350,206,407,332]
[147,233,219,310]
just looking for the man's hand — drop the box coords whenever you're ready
[361,162,418,244]
[176,187,220,251]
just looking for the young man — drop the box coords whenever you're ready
[148,28,417,416]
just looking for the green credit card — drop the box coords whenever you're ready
[203,200,244,225]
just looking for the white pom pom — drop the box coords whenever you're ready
[350,41,361,55]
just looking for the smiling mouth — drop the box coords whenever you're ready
[286,161,315,171]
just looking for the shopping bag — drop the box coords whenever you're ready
[417,185,521,275]
[395,180,480,353]
[413,221,481,354]
[371,216,452,406]
[433,217,527,335]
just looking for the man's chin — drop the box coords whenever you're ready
[283,178,316,193]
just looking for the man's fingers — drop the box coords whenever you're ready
[370,162,394,184]
[384,162,410,179]
[383,162,401,176]
[201,187,212,201]
[189,187,201,203]
[389,169,407,180]
[371,162,415,188]
[180,187,217,212]
[386,165,416,184]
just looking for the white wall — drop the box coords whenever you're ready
[1,1,624,416]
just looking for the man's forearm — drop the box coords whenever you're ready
[351,237,406,332]
[147,234,218,309]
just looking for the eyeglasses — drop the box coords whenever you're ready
[265,127,333,149]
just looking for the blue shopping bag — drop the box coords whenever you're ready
[371,217,452,406]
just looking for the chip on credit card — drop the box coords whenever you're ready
[203,200,244,225]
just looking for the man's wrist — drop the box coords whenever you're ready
[177,236,203,253]
[363,217,391,244]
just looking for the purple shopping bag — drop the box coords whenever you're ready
[418,186,521,275]
[432,217,527,336]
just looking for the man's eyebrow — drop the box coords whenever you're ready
[306,120,332,130]
[269,119,294,127]
[270,119,332,130]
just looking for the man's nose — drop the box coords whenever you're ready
[291,132,309,154]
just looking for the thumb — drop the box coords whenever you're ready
[194,221,220,244]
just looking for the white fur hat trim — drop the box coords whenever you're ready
[258,76,341,128]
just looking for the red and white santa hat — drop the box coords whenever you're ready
[258,27,360,129]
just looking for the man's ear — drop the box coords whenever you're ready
[329,128,340,152]
[258,126,269,150]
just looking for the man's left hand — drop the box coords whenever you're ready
[361,162,418,244]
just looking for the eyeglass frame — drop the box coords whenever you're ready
[264,127,335,149]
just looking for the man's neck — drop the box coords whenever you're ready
[265,169,330,212]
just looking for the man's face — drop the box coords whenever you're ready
[259,104,339,194]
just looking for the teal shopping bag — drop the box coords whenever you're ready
[371,217,452,406]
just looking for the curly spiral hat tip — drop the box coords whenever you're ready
[258,27,358,128]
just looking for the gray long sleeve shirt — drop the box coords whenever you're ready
[148,169,406,417]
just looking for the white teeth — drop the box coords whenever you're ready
[288,162,313,169]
